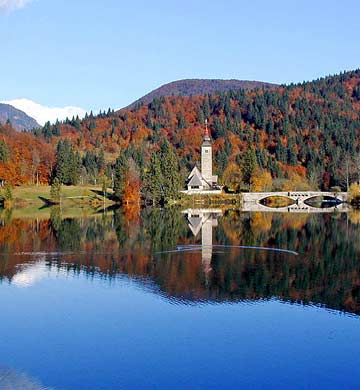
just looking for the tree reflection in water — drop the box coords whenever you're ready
[0,207,359,315]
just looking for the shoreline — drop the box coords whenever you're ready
[0,186,358,215]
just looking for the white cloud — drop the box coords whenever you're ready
[0,98,87,126]
[0,0,34,12]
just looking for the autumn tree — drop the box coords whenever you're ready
[277,171,311,191]
[251,168,272,192]
[221,163,242,192]
[349,183,360,205]
[123,159,141,205]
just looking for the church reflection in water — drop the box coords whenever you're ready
[182,208,222,274]
[0,208,359,315]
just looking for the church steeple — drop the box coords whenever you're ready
[203,119,211,141]
[201,119,213,183]
[185,119,219,192]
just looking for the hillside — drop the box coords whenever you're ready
[2,69,360,194]
[126,79,279,109]
[0,103,39,131]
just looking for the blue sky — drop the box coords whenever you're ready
[1,0,359,111]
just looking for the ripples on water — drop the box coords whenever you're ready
[159,244,299,255]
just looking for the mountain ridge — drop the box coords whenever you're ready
[125,78,279,109]
[0,103,39,131]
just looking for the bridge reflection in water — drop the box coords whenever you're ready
[0,208,359,314]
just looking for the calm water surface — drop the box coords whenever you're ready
[0,207,359,389]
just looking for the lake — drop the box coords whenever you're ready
[0,207,359,389]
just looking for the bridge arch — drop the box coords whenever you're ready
[303,195,342,207]
[242,191,348,209]
[258,195,296,208]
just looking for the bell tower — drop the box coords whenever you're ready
[201,119,213,185]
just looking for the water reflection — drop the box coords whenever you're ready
[0,208,359,315]
[12,261,50,288]
[0,367,53,389]
[183,208,222,273]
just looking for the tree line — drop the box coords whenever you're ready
[1,69,360,200]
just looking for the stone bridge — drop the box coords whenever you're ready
[242,191,348,208]
[242,202,349,213]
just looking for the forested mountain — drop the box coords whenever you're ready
[0,103,39,131]
[1,69,360,199]
[126,79,278,109]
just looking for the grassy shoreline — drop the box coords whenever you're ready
[11,185,115,208]
[3,186,358,216]
[8,185,243,208]
[0,185,117,219]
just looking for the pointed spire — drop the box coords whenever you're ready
[204,119,210,139]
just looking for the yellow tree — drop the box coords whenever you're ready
[251,168,272,192]
[221,163,242,192]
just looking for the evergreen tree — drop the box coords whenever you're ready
[42,121,52,140]
[143,151,163,204]
[53,140,81,185]
[50,178,62,202]
[202,98,210,119]
[241,145,257,189]
[113,153,129,201]
[68,150,81,185]
[160,140,181,201]
[0,139,10,163]
[287,138,298,165]
[53,120,61,136]
[74,115,81,130]
[146,111,153,128]
[89,120,96,131]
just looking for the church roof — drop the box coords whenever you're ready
[202,139,212,147]
[188,172,203,187]
[188,165,201,180]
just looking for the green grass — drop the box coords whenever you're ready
[12,185,115,207]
